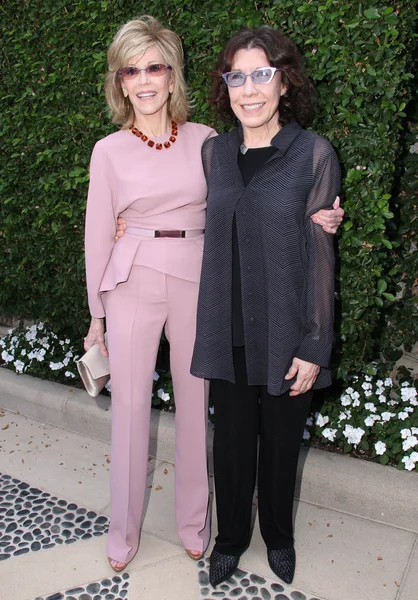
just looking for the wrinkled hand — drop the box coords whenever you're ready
[84,317,108,357]
[115,217,127,241]
[284,357,320,396]
[311,196,344,234]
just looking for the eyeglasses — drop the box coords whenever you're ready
[116,64,172,80]
[222,67,281,87]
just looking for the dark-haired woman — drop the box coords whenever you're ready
[191,26,341,587]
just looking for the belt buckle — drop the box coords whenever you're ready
[155,230,185,238]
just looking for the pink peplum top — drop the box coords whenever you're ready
[85,121,216,318]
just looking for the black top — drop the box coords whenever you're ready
[233,146,278,346]
[191,123,341,396]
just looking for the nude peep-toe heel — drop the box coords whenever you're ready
[108,557,129,572]
[186,549,204,560]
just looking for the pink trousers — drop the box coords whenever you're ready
[103,265,210,563]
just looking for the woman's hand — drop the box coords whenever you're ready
[84,317,108,357]
[311,196,344,234]
[284,357,320,396]
[114,217,127,241]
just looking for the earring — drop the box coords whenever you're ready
[123,90,128,98]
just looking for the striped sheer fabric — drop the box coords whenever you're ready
[191,123,341,396]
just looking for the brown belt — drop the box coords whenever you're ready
[126,227,204,238]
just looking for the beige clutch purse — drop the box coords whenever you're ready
[77,334,110,397]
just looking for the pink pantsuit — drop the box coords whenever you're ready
[85,122,216,563]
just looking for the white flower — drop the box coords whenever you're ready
[28,348,46,362]
[322,428,337,442]
[340,394,351,407]
[65,339,70,344]
[351,391,360,401]
[401,387,417,403]
[364,390,373,397]
[49,361,64,371]
[63,357,70,366]
[65,371,76,378]
[13,360,25,374]
[157,388,170,402]
[401,428,412,439]
[303,429,310,440]
[364,375,372,382]
[402,456,417,471]
[343,424,365,447]
[402,436,418,451]
[209,406,215,415]
[401,381,410,387]
[305,416,313,427]
[39,337,50,349]
[25,329,37,342]
[381,412,395,422]
[384,378,393,387]
[315,413,329,427]
[345,387,354,395]
[153,371,160,381]
[387,399,398,406]
[365,402,377,413]
[378,394,386,403]
[362,382,372,391]
[352,399,361,407]
[411,428,418,435]
[1,350,15,363]
[398,412,409,420]
[376,380,383,387]
[374,441,387,456]
[364,416,376,427]
[20,349,27,356]
[0,339,5,348]
[65,350,74,359]
[338,411,348,422]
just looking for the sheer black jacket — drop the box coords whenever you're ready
[191,122,341,396]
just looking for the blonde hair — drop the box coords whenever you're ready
[105,15,190,127]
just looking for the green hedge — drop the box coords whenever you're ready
[0,0,417,375]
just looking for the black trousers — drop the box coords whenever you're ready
[211,347,312,556]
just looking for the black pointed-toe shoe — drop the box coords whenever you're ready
[267,547,296,584]
[209,550,240,587]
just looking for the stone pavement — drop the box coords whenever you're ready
[0,369,417,600]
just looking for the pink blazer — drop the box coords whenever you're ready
[85,122,216,318]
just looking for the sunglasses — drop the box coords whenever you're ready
[116,64,172,80]
[222,66,281,87]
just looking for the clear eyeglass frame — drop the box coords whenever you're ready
[222,66,281,87]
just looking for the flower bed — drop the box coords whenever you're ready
[305,371,418,470]
[0,323,173,410]
[1,323,417,470]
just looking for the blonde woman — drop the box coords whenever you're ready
[83,16,215,571]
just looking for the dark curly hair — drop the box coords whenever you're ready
[211,26,316,128]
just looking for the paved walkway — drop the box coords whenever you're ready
[0,369,417,600]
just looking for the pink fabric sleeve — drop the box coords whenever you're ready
[85,143,117,318]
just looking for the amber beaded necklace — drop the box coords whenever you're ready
[129,121,178,150]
